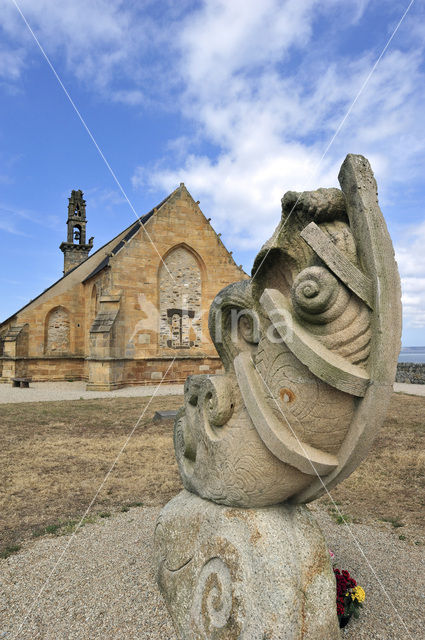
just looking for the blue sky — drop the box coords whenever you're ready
[0,0,424,345]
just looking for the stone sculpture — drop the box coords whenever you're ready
[154,155,402,639]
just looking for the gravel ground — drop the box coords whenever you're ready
[0,504,423,639]
[393,382,425,397]
[310,504,424,640]
[0,381,183,404]
[0,381,421,405]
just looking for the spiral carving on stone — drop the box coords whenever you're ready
[169,155,400,511]
[191,558,238,638]
[203,376,235,428]
[237,312,259,345]
[291,266,350,325]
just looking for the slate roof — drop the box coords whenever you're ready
[3,324,26,341]
[82,196,168,282]
[90,310,119,333]
[0,190,175,326]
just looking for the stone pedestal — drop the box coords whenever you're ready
[154,491,340,639]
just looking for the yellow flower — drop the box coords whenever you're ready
[351,585,366,603]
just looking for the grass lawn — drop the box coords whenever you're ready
[1,395,183,557]
[1,391,424,558]
[317,391,425,536]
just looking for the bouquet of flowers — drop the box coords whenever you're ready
[333,567,365,627]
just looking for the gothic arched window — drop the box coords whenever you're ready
[45,306,70,354]
[158,246,202,349]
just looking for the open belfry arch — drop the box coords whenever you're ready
[60,189,94,274]
[0,184,247,389]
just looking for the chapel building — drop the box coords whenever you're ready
[0,185,247,389]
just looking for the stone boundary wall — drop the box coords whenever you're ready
[396,362,425,384]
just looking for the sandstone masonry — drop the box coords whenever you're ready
[0,185,247,389]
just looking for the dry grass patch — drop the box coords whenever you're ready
[318,392,425,540]
[1,391,424,558]
[1,395,183,556]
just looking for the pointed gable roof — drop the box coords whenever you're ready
[0,188,178,326]
[82,190,175,283]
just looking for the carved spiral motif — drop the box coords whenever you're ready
[291,266,350,324]
[191,558,234,637]
[203,376,234,427]
[174,410,197,479]
[238,312,260,345]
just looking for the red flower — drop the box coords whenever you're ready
[334,566,363,621]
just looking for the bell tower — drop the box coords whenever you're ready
[60,189,94,274]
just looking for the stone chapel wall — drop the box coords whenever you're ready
[0,184,248,387]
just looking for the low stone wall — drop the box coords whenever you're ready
[396,362,425,384]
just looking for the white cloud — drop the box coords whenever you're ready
[136,145,338,250]
[111,89,145,106]
[0,202,60,235]
[84,186,127,210]
[131,0,425,336]
[180,0,316,93]
[396,221,425,329]
[0,0,178,102]
[2,1,424,333]
[137,2,425,241]
[0,45,25,82]
[0,211,27,235]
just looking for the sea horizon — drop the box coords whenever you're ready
[399,346,425,364]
